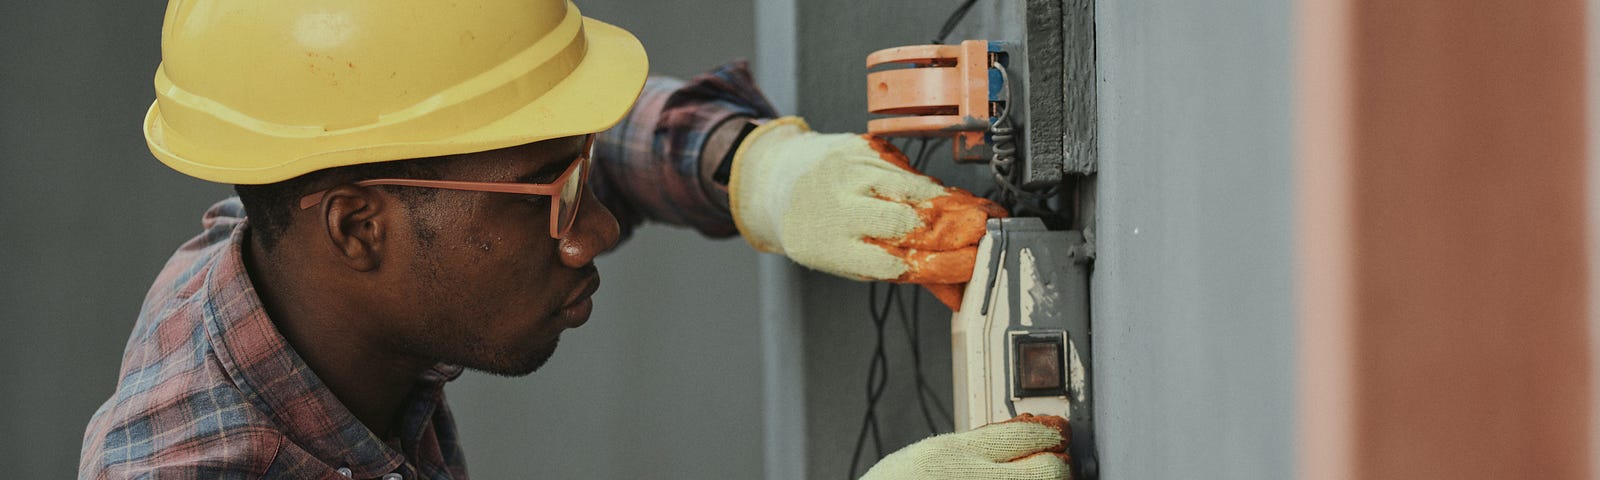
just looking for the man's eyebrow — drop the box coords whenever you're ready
[515,150,581,184]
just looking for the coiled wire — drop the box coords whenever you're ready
[988,59,1067,221]
[988,60,1039,205]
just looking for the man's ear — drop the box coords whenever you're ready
[316,184,389,272]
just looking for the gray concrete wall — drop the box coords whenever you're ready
[0,2,233,476]
[1093,0,1296,477]
[0,1,763,478]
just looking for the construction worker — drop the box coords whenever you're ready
[79,1,1071,479]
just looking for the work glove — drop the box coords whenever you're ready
[862,413,1073,480]
[728,116,1007,310]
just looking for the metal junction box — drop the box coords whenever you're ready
[953,217,1097,477]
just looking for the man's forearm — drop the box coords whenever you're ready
[698,115,757,213]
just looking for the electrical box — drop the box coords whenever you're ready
[953,217,1096,477]
[856,0,1098,476]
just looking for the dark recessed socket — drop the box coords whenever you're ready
[1011,330,1068,398]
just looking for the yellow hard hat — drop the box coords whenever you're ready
[145,0,648,184]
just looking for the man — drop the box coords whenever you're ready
[80,1,1072,478]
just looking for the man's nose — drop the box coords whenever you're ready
[558,189,620,268]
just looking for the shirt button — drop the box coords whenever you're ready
[335,467,352,477]
[382,474,403,480]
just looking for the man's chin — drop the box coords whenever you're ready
[467,336,559,378]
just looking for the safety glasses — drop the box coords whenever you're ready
[298,135,595,239]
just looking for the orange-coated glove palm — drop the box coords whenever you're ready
[728,116,1006,310]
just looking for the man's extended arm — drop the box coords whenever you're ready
[588,60,1006,310]
[589,60,775,242]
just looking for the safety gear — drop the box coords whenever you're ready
[145,0,647,184]
[862,413,1072,480]
[296,135,596,239]
[728,116,1006,310]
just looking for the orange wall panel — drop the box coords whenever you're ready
[1299,1,1591,478]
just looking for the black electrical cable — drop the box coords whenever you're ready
[849,2,992,472]
[908,138,956,432]
[911,137,948,173]
[932,0,981,45]
[848,138,967,478]
[908,287,955,430]
[869,283,892,457]
[848,282,896,479]
[885,285,934,434]
[910,137,932,171]
[894,138,914,158]
[893,283,954,435]
[894,287,937,434]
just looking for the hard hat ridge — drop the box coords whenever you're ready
[145,0,648,184]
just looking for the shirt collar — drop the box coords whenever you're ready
[199,217,456,478]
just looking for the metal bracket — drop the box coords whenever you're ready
[865,40,1009,162]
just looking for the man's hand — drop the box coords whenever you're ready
[862,413,1073,480]
[728,116,1006,310]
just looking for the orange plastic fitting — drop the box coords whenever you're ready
[866,40,1003,163]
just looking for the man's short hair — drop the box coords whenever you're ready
[234,157,450,252]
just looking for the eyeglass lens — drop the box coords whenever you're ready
[555,156,585,237]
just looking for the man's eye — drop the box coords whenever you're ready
[524,195,551,207]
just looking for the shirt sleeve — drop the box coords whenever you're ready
[588,60,779,242]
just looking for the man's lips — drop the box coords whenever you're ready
[563,274,600,309]
[558,274,600,328]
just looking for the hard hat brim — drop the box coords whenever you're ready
[144,16,649,185]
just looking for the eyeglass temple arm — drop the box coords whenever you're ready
[296,176,570,211]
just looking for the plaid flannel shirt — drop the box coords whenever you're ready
[594,60,777,240]
[80,61,776,479]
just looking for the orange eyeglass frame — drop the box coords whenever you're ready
[297,135,595,239]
